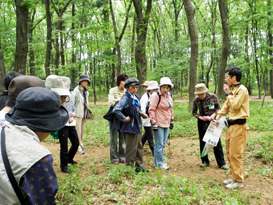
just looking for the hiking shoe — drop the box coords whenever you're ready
[68,160,78,165]
[113,161,119,165]
[226,181,244,189]
[61,166,73,173]
[220,165,229,170]
[223,179,234,185]
[200,163,209,168]
[121,160,126,163]
[82,146,87,150]
[135,167,149,173]
[77,150,85,155]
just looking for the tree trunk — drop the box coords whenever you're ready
[183,0,198,112]
[71,2,76,88]
[0,36,5,94]
[132,0,152,96]
[44,0,52,77]
[268,0,273,98]
[217,0,229,100]
[14,0,29,74]
[172,0,183,42]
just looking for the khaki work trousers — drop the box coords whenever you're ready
[75,117,86,152]
[123,133,144,168]
[225,123,248,183]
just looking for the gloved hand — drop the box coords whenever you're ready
[169,119,174,130]
[152,123,158,132]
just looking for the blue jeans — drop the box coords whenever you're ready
[153,126,169,167]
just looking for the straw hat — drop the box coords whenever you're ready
[146,81,159,91]
[194,83,208,95]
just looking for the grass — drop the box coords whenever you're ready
[54,99,273,204]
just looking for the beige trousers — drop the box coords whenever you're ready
[75,117,86,151]
[226,123,248,183]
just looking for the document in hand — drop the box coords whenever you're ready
[201,117,226,157]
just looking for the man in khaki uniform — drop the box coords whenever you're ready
[216,66,249,189]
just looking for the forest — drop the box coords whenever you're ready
[1,0,273,103]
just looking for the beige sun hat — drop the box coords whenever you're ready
[146,81,159,91]
[45,75,71,96]
[194,83,208,95]
[141,81,149,87]
[159,77,174,88]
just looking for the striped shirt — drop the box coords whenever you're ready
[108,86,126,107]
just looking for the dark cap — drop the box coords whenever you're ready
[124,78,139,88]
[3,72,21,90]
[8,75,45,100]
[5,87,69,133]
[78,75,91,85]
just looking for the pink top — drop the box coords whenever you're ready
[148,90,174,128]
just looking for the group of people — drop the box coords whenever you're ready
[0,66,249,204]
[0,73,92,204]
[107,75,174,172]
[107,66,249,189]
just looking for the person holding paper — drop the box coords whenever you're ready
[215,67,249,189]
[192,83,228,169]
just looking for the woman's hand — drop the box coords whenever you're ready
[125,116,130,123]
[69,117,74,123]
[199,116,208,121]
[114,99,120,103]
[209,113,216,121]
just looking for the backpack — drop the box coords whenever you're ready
[145,91,173,116]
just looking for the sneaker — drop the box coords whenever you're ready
[223,179,234,185]
[200,163,209,168]
[82,146,87,150]
[135,167,149,173]
[121,160,126,163]
[77,150,85,155]
[226,181,244,189]
[159,164,169,170]
[113,161,119,165]
[163,163,169,169]
[220,165,229,170]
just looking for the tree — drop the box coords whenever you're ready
[217,0,229,99]
[0,36,5,93]
[14,0,29,74]
[109,0,132,75]
[44,0,52,77]
[132,0,153,95]
[183,0,198,111]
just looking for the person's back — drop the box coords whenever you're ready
[0,87,68,204]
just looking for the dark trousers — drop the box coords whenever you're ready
[124,132,144,168]
[141,126,154,154]
[198,119,226,167]
[58,126,79,168]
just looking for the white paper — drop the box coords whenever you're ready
[202,121,224,146]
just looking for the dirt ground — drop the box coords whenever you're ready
[42,130,273,204]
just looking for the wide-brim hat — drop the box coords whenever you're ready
[8,75,45,100]
[5,87,69,133]
[78,75,91,85]
[141,81,149,87]
[124,78,139,88]
[146,81,159,91]
[45,75,71,96]
[194,83,208,95]
[159,77,174,88]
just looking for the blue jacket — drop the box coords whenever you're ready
[113,91,142,134]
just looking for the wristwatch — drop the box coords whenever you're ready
[226,92,231,96]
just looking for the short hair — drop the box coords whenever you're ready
[3,72,21,90]
[225,66,242,82]
[117,74,129,86]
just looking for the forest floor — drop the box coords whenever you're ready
[42,129,273,204]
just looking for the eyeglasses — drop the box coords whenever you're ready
[61,96,69,102]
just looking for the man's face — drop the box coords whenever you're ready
[60,95,68,104]
[128,85,138,95]
[225,72,234,87]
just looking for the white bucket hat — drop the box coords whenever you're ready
[194,83,208,95]
[45,75,71,96]
[159,77,174,88]
[146,81,159,91]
